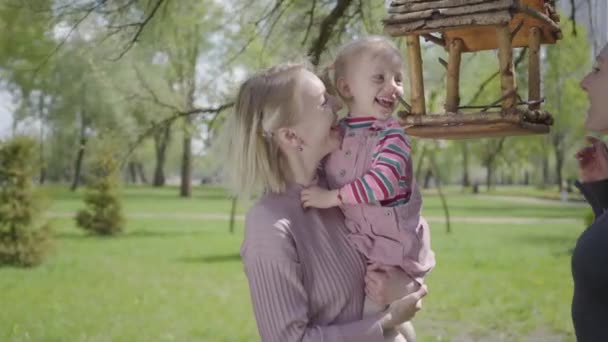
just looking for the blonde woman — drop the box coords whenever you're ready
[221,63,427,342]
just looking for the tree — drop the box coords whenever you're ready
[0,136,53,267]
[544,20,590,189]
[76,136,125,235]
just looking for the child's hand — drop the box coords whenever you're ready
[300,186,340,209]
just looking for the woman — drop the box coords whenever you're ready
[572,43,608,341]
[220,63,427,342]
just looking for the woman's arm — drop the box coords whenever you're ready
[242,206,385,342]
[243,256,385,342]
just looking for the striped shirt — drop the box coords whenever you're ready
[339,116,412,207]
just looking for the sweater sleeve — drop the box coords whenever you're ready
[576,179,608,218]
[241,207,385,342]
[340,127,411,205]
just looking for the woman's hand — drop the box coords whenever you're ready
[577,136,608,183]
[364,264,418,306]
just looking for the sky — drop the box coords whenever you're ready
[0,90,14,138]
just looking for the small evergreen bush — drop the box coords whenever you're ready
[0,136,53,267]
[75,138,125,235]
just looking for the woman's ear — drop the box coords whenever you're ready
[275,127,302,150]
[336,77,352,99]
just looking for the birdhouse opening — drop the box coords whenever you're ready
[383,0,561,139]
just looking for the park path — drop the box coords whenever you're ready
[45,211,580,225]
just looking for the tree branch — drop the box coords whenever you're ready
[307,0,354,66]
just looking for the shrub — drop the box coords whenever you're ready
[0,136,53,267]
[75,138,125,235]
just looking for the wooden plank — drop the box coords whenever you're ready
[385,11,512,36]
[442,12,558,52]
[528,26,541,110]
[406,35,426,115]
[389,0,493,13]
[445,39,463,113]
[385,0,515,25]
[403,122,550,139]
[496,24,517,109]
[387,0,513,20]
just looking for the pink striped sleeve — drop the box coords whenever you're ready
[340,128,411,205]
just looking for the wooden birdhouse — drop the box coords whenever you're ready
[383,0,562,139]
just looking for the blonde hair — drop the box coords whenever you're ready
[219,63,307,198]
[323,36,403,100]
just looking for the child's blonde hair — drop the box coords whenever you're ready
[219,63,308,198]
[321,36,403,100]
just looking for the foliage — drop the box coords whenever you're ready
[0,136,53,267]
[75,137,125,235]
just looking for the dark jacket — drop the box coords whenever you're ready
[572,179,608,341]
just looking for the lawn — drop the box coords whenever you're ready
[0,185,586,341]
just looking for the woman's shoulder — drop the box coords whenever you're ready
[241,192,301,261]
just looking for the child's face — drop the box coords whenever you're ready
[342,50,404,119]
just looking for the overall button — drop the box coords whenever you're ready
[385,210,392,216]
[339,169,346,177]
[345,150,351,157]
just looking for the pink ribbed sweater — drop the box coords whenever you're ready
[240,182,387,342]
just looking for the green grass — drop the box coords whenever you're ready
[0,185,586,341]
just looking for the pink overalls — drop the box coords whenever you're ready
[324,117,435,283]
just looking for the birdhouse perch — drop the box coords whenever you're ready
[384,0,561,139]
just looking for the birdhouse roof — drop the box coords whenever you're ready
[384,0,560,44]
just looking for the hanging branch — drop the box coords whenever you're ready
[121,102,234,166]
[462,47,527,107]
[307,0,354,66]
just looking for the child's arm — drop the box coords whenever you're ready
[300,128,411,209]
[340,128,411,205]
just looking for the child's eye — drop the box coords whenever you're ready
[373,74,384,82]
[592,62,601,73]
[321,95,329,106]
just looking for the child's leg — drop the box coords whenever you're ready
[365,296,414,342]
[394,321,416,342]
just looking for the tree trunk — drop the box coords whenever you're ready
[70,113,87,192]
[128,161,138,184]
[136,162,148,184]
[153,124,171,187]
[38,94,46,184]
[415,145,427,182]
[180,126,192,197]
[485,162,493,191]
[461,141,470,187]
[542,155,550,187]
[180,81,196,198]
[554,141,565,190]
[423,168,433,189]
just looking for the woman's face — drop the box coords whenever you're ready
[291,70,342,159]
[581,44,608,133]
